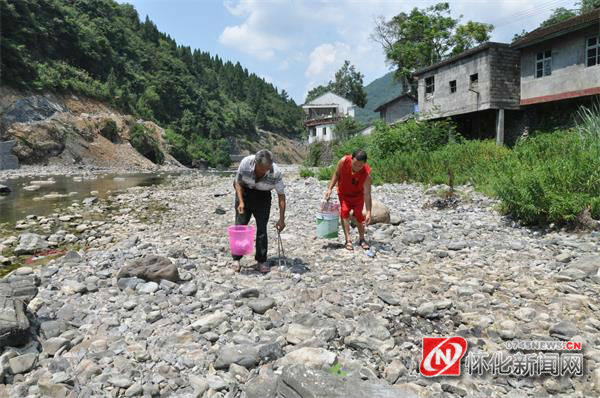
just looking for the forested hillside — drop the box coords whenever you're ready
[355,71,406,125]
[0,0,304,166]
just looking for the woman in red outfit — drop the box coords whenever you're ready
[324,149,372,251]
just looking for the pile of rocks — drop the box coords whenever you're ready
[0,170,599,398]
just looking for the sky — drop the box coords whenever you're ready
[117,0,580,103]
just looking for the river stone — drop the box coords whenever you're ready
[37,381,72,398]
[362,200,390,224]
[43,337,69,356]
[190,311,228,333]
[277,365,415,398]
[214,345,260,369]
[550,320,578,340]
[188,374,209,396]
[9,353,37,374]
[14,233,48,255]
[287,323,315,345]
[0,276,38,302]
[117,277,144,290]
[248,297,276,314]
[0,185,10,195]
[137,281,159,294]
[0,296,30,348]
[402,233,424,245]
[276,348,336,370]
[569,255,600,277]
[245,368,279,398]
[238,288,260,298]
[117,254,179,282]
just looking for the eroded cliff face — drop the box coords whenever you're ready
[0,87,181,170]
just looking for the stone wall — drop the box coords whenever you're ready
[0,140,19,170]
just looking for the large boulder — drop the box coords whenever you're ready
[117,254,179,282]
[351,200,390,225]
[0,296,30,348]
[14,233,48,255]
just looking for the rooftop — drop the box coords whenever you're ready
[413,42,510,77]
[512,8,600,49]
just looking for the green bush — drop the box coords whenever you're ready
[493,131,600,225]
[299,167,315,178]
[304,142,325,167]
[130,124,164,165]
[164,128,191,165]
[331,108,600,226]
[318,166,334,181]
[187,136,232,168]
[100,120,119,142]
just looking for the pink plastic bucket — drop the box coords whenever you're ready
[228,225,256,256]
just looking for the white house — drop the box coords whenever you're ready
[302,92,356,144]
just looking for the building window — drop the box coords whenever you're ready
[322,127,327,136]
[425,76,435,95]
[536,50,552,78]
[470,73,478,87]
[449,80,457,93]
[587,36,599,67]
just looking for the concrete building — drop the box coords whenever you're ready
[413,42,521,144]
[512,8,600,106]
[373,94,417,125]
[302,92,356,144]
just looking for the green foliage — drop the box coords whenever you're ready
[318,166,335,181]
[539,7,577,28]
[164,128,191,165]
[333,103,600,226]
[373,2,493,80]
[1,0,304,166]
[367,118,460,160]
[100,119,119,142]
[299,167,315,178]
[187,136,231,168]
[130,124,164,165]
[493,132,600,225]
[333,116,365,142]
[305,61,367,108]
[575,101,600,138]
[328,363,348,377]
[304,142,325,167]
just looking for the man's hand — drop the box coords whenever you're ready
[238,201,245,214]
[276,218,286,232]
[365,211,372,225]
[324,189,332,201]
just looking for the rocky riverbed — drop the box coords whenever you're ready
[1,170,599,398]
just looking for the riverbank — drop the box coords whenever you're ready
[1,171,599,397]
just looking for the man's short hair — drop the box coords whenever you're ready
[352,149,367,162]
[255,149,274,166]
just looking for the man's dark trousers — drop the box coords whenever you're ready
[233,188,271,263]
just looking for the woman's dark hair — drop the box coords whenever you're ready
[352,149,367,162]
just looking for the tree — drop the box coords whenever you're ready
[305,85,330,104]
[304,61,367,108]
[372,2,493,80]
[452,21,494,56]
[331,61,367,108]
[539,7,577,28]
[580,0,600,12]
[333,116,364,141]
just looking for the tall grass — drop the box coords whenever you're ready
[331,105,600,226]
